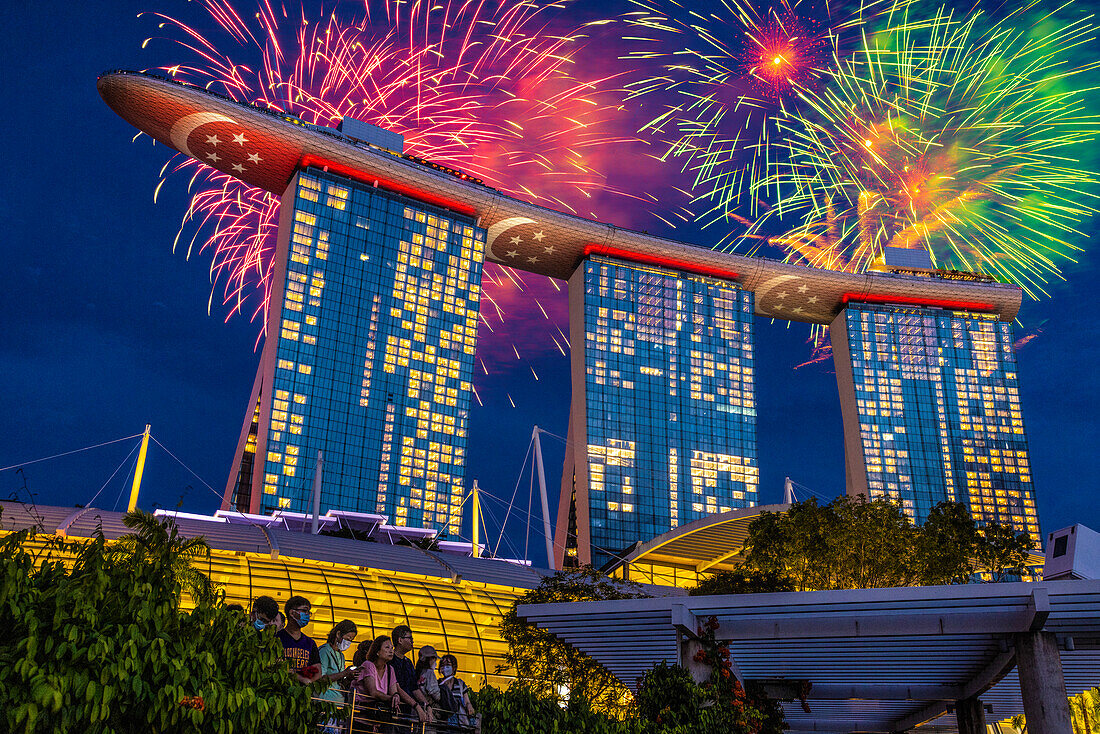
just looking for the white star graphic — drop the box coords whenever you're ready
[776,291,788,299]
[527,256,539,263]
[797,284,808,293]
[509,236,523,245]
[791,306,804,314]
[773,303,784,310]
[808,296,818,304]
[505,250,519,258]
[205,134,221,146]
[232,163,246,173]
[206,152,221,163]
[247,153,263,164]
[533,231,545,242]
[233,133,249,145]
[543,246,555,254]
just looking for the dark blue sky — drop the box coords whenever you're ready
[2,0,1097,568]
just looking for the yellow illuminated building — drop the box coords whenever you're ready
[2,502,536,690]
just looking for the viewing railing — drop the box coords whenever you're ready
[311,690,479,734]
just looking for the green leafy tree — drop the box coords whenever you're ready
[499,566,649,713]
[917,501,984,584]
[107,510,218,605]
[476,663,786,734]
[632,662,706,730]
[742,497,1035,591]
[742,496,922,590]
[0,511,327,733]
[688,570,794,596]
[974,520,1035,583]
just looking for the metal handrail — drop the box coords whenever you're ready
[311,689,478,733]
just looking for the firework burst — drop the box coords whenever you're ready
[623,0,885,221]
[750,1,1100,297]
[144,0,633,362]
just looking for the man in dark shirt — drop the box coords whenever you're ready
[249,595,279,632]
[278,595,322,684]
[391,624,431,722]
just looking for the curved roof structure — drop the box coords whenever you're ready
[612,504,790,578]
[97,71,1023,325]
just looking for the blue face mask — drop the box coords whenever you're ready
[253,619,268,631]
[441,665,454,677]
[296,610,311,625]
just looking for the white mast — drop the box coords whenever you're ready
[532,426,554,568]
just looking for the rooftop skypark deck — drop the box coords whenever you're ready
[97,70,1023,326]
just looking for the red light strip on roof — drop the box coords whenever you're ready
[841,293,996,312]
[583,244,739,281]
[299,155,477,216]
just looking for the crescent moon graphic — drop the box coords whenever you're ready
[484,216,537,262]
[754,274,800,301]
[169,112,236,157]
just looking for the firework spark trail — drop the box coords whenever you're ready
[750,1,1100,298]
[623,0,894,221]
[144,0,637,371]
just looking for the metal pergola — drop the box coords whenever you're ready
[518,581,1100,733]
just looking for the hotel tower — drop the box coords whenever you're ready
[100,71,1040,556]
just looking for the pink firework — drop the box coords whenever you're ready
[144,0,635,365]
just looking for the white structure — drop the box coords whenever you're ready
[1043,524,1100,581]
[519,581,1100,734]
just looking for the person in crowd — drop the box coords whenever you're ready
[319,620,358,696]
[226,603,244,613]
[349,635,414,732]
[352,639,372,669]
[318,620,358,733]
[439,653,478,732]
[277,595,323,684]
[250,595,280,632]
[390,625,433,722]
[415,646,441,726]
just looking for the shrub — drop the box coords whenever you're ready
[0,512,329,733]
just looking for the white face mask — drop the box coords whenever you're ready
[337,639,352,652]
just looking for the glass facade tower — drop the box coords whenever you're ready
[225,168,485,535]
[557,256,758,569]
[831,302,1039,541]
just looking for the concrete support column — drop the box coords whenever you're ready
[955,696,986,734]
[1015,631,1072,734]
[678,634,709,684]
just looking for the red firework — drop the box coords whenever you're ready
[143,0,636,369]
[741,13,826,97]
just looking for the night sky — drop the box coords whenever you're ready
[3,0,1098,569]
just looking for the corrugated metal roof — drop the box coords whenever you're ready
[0,501,549,589]
[0,502,72,533]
